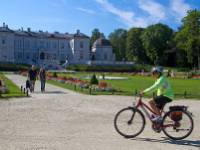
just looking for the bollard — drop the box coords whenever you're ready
[26,89,29,97]
[89,87,92,95]
[21,86,23,92]
[23,88,26,94]
[184,91,187,98]
[135,89,138,95]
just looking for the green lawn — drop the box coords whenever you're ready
[0,74,26,99]
[106,76,200,99]
[50,72,200,99]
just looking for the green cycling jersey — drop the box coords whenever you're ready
[143,75,174,100]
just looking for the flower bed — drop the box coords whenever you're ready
[46,73,116,92]
[192,75,200,79]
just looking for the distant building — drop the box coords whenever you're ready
[0,23,133,69]
[91,36,115,62]
[0,23,90,69]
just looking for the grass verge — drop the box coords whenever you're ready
[0,74,26,99]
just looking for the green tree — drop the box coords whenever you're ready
[141,23,173,65]
[90,28,104,48]
[126,28,147,63]
[108,29,127,61]
[175,10,200,69]
[90,74,99,85]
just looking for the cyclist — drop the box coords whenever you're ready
[140,66,174,121]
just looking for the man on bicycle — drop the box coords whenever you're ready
[140,66,174,121]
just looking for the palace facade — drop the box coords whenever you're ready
[0,23,117,69]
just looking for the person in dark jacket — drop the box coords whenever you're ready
[28,65,37,92]
[39,66,46,92]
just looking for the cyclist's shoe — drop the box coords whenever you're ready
[151,115,163,124]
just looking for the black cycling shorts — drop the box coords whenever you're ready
[154,95,172,109]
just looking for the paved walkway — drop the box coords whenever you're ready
[0,74,199,150]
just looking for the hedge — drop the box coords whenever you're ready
[66,64,152,72]
[0,63,30,71]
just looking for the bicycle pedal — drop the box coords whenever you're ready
[152,124,162,133]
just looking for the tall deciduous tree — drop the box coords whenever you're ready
[141,23,173,65]
[126,28,147,63]
[175,10,200,69]
[108,29,127,61]
[90,28,104,48]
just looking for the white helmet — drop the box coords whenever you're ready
[151,66,163,74]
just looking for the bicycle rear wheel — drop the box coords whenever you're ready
[114,107,145,138]
[162,109,193,140]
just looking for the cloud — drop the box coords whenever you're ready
[95,0,148,27]
[76,7,96,15]
[95,0,192,28]
[170,0,191,22]
[138,0,166,22]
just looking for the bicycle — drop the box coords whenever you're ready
[114,95,194,140]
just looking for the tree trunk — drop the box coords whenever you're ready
[198,54,200,70]
[198,48,200,70]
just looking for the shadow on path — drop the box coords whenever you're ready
[131,137,200,148]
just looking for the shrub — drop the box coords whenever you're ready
[90,74,99,85]
[53,72,58,78]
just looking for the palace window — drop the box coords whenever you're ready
[68,42,70,49]
[60,54,65,60]
[79,52,84,60]
[40,41,45,49]
[19,40,22,49]
[47,42,50,49]
[40,52,45,60]
[104,53,107,60]
[1,36,6,45]
[25,40,30,49]
[80,41,84,49]
[53,42,57,49]
[2,39,5,45]
[18,52,22,59]
[26,53,30,59]
[60,43,64,49]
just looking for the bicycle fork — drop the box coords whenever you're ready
[128,107,136,125]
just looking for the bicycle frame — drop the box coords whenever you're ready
[134,96,177,128]
[135,96,165,124]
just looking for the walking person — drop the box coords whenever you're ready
[39,66,46,92]
[28,65,37,92]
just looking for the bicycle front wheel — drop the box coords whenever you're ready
[114,107,145,138]
[162,110,194,140]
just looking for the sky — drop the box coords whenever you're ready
[0,0,199,37]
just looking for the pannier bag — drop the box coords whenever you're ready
[169,106,187,122]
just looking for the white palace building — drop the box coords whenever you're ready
[0,23,132,69]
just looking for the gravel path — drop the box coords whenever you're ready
[0,74,199,150]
